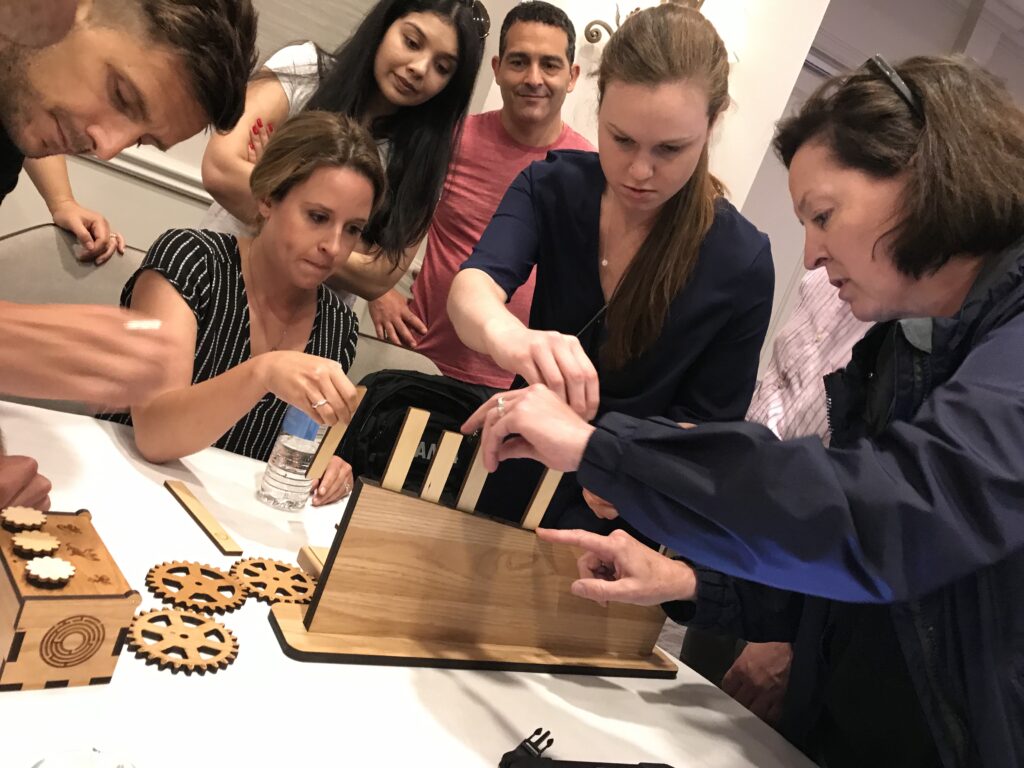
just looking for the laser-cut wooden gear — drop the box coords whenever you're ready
[1,506,46,532]
[145,561,247,614]
[11,531,61,558]
[126,608,238,675]
[230,558,316,604]
[24,556,76,586]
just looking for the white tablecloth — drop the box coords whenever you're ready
[0,400,815,768]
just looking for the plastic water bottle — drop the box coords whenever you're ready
[257,405,328,511]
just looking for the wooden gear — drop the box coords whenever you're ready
[146,561,247,614]
[127,608,238,675]
[0,509,141,691]
[271,407,676,678]
[230,558,316,604]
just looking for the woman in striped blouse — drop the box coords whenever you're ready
[101,112,385,506]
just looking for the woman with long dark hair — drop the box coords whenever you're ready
[201,0,488,301]
[447,4,774,527]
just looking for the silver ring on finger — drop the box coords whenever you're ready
[344,480,353,495]
[496,395,506,417]
[311,398,328,410]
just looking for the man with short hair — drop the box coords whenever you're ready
[368,0,593,389]
[0,0,257,509]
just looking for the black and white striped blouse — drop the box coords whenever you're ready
[100,229,358,461]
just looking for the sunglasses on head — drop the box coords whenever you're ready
[456,0,491,39]
[864,54,923,121]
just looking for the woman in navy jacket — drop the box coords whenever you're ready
[467,55,1024,768]
[447,5,773,527]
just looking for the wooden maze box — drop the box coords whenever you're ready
[0,509,140,691]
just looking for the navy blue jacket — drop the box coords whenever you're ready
[577,243,1024,767]
[463,150,774,526]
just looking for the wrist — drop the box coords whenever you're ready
[665,560,698,602]
[47,196,76,215]
[251,353,276,394]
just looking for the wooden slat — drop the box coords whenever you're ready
[455,442,488,513]
[520,469,563,530]
[379,408,431,492]
[419,431,463,503]
[163,481,243,556]
[306,386,366,481]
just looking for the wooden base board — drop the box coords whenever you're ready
[269,602,678,679]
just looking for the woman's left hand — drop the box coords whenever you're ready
[462,384,596,473]
[311,456,353,507]
[51,200,125,265]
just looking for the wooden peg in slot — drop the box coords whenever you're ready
[520,469,563,530]
[380,408,431,492]
[455,441,488,513]
[419,431,464,503]
[306,385,367,481]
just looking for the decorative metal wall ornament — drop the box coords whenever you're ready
[585,0,705,44]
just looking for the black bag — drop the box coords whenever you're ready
[337,370,493,504]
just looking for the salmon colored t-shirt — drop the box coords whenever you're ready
[409,110,593,388]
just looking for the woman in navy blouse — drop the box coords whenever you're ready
[448,4,774,527]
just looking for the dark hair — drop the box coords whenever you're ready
[133,0,258,132]
[303,0,485,267]
[250,111,387,229]
[774,55,1024,278]
[499,1,576,64]
[597,4,729,369]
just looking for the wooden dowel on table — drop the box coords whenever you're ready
[163,480,244,556]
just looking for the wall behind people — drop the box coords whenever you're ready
[480,0,830,209]
[741,0,1024,368]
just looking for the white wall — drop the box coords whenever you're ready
[481,0,830,210]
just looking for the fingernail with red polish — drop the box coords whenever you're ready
[252,124,259,135]
[257,118,263,128]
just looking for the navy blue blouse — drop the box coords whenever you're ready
[461,150,775,527]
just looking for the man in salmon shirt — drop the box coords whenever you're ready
[367,1,593,391]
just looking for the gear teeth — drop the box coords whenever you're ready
[145,561,247,614]
[126,608,238,675]
[230,557,317,605]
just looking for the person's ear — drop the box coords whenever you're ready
[491,54,500,78]
[257,197,273,222]
[567,63,581,94]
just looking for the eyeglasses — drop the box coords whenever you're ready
[864,54,923,121]
[457,0,491,40]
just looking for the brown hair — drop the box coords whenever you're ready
[249,111,388,228]
[93,0,258,132]
[597,2,730,369]
[774,55,1024,277]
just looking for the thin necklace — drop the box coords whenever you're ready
[247,240,305,352]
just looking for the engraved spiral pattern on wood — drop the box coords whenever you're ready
[40,616,106,668]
